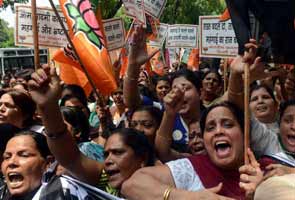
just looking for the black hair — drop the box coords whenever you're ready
[279,100,295,124]
[14,131,51,158]
[60,94,90,117]
[201,69,222,84]
[60,106,90,143]
[0,124,21,153]
[111,128,155,166]
[62,84,88,105]
[200,101,244,135]
[171,68,201,92]
[152,74,171,87]
[250,83,276,101]
[130,105,163,128]
[3,89,36,127]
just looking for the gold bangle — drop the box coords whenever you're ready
[163,186,173,200]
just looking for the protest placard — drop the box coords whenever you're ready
[122,0,146,26]
[166,24,198,48]
[15,4,68,48]
[149,23,168,47]
[199,15,238,58]
[102,18,125,51]
[144,0,166,19]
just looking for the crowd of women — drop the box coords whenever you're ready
[0,26,294,200]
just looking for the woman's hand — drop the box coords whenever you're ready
[128,25,159,67]
[163,84,185,116]
[28,64,61,108]
[239,148,263,200]
[264,164,295,180]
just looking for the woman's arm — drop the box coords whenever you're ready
[123,25,159,109]
[155,85,190,162]
[29,65,103,186]
[121,165,234,200]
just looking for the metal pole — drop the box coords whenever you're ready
[244,63,250,164]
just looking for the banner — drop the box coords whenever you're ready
[15,4,68,48]
[122,0,146,26]
[102,18,125,51]
[166,24,198,48]
[149,23,168,47]
[199,15,238,58]
[144,0,166,19]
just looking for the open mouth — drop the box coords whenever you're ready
[214,141,231,158]
[7,172,24,188]
[256,105,268,112]
[286,135,295,146]
[105,169,120,180]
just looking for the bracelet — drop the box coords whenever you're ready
[163,186,173,200]
[44,126,68,139]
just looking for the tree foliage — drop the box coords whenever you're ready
[1,0,29,11]
[0,18,14,47]
[160,0,225,24]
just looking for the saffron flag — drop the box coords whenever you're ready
[0,0,3,7]
[187,49,199,71]
[219,8,230,22]
[54,0,117,95]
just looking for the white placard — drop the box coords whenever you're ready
[166,24,198,48]
[149,23,168,47]
[199,15,238,58]
[144,0,166,19]
[15,4,68,48]
[122,0,146,26]
[103,18,125,51]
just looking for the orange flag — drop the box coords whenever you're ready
[187,49,199,71]
[0,0,3,7]
[54,0,117,96]
[220,8,231,21]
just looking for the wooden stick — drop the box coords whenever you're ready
[48,0,105,107]
[31,0,40,69]
[244,63,250,164]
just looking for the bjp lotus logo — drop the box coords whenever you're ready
[65,0,105,49]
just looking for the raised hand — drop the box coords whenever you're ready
[239,148,263,200]
[163,84,185,116]
[28,64,61,108]
[128,25,159,67]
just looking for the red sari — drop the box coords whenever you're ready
[188,155,245,200]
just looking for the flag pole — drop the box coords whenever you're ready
[31,0,40,69]
[223,59,228,94]
[244,63,250,164]
[48,0,105,107]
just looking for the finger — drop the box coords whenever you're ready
[265,164,281,170]
[31,72,44,84]
[218,196,235,200]
[207,182,223,193]
[240,174,251,183]
[263,169,277,180]
[239,165,257,176]
[36,69,48,80]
